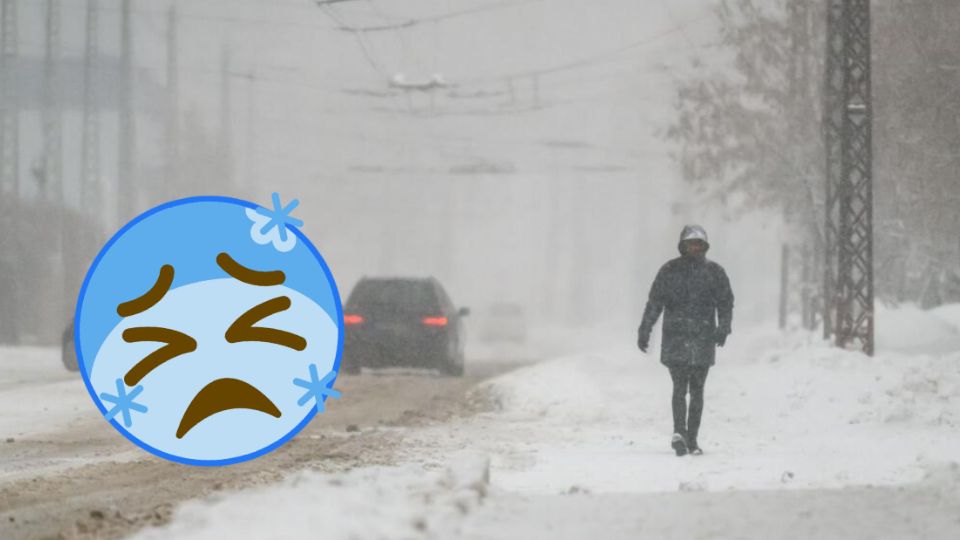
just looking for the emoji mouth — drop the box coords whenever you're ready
[177,378,281,439]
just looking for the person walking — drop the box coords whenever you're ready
[637,225,734,456]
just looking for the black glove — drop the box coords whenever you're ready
[637,334,650,353]
[715,328,729,347]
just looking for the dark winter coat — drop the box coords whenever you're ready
[638,255,734,367]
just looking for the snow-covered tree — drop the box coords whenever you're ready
[668,0,960,306]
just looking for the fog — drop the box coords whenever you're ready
[4,2,960,539]
[1,0,784,345]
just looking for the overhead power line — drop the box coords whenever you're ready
[320,0,545,32]
[60,0,336,29]
[460,13,712,84]
[318,3,387,76]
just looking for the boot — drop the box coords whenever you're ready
[688,435,703,455]
[671,433,688,457]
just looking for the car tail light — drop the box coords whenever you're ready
[421,316,448,326]
[344,314,365,325]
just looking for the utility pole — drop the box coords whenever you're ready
[43,0,67,320]
[42,0,62,203]
[822,0,844,341]
[532,74,540,108]
[823,0,874,355]
[0,0,16,345]
[0,0,19,198]
[81,0,101,226]
[801,244,813,329]
[219,45,233,185]
[244,67,257,189]
[164,3,179,197]
[786,0,820,331]
[117,0,136,220]
[779,244,789,329]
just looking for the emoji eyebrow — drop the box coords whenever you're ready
[225,296,307,351]
[216,252,285,286]
[122,327,198,386]
[117,265,175,317]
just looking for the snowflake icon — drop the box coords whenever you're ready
[245,192,304,252]
[293,364,341,413]
[99,378,148,428]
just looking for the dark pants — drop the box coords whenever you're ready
[668,365,710,446]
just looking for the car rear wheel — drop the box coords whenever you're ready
[61,345,79,372]
[440,358,463,376]
[440,341,464,377]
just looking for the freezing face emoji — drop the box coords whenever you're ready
[75,195,343,465]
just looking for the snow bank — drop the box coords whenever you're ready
[479,350,638,424]
[451,307,960,494]
[931,303,960,332]
[744,331,960,429]
[131,457,490,540]
[921,460,960,499]
[875,302,960,354]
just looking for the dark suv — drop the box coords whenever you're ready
[342,277,468,376]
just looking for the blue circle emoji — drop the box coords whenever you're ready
[75,195,343,465]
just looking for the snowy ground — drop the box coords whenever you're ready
[441,319,960,495]
[0,346,149,482]
[0,346,88,437]
[133,303,960,539]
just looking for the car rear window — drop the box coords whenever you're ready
[347,280,440,314]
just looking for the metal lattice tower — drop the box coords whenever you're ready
[43,0,62,202]
[1,0,19,198]
[81,0,101,219]
[824,0,875,355]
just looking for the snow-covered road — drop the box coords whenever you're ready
[0,347,146,483]
[0,344,531,539]
[133,303,960,539]
[0,346,87,435]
